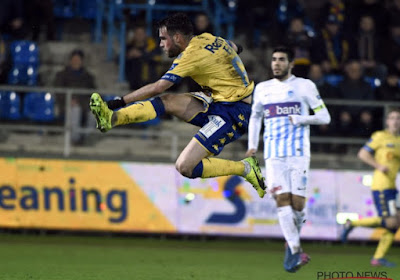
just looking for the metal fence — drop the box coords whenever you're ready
[0,85,399,165]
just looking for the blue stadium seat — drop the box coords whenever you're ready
[23,92,55,122]
[364,76,381,89]
[10,41,39,66]
[324,74,344,87]
[8,65,38,86]
[0,91,21,120]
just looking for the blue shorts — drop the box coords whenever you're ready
[372,189,398,217]
[189,101,251,155]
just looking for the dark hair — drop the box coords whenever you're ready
[272,46,295,62]
[70,49,84,59]
[387,107,400,117]
[157,13,193,38]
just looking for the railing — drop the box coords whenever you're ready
[1,85,399,165]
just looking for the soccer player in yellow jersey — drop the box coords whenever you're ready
[89,13,266,197]
[342,108,400,267]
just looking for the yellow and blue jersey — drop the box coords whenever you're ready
[363,130,400,191]
[161,33,254,102]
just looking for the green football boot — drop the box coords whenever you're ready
[243,156,266,198]
[89,93,113,132]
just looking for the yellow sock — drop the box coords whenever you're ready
[352,217,382,228]
[373,230,394,259]
[201,158,244,178]
[114,101,157,126]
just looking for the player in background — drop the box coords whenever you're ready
[342,108,400,267]
[89,13,266,198]
[246,46,331,272]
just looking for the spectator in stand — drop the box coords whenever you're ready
[308,64,339,99]
[387,0,400,34]
[0,34,11,84]
[354,110,379,138]
[125,25,162,90]
[318,0,351,33]
[235,0,280,47]
[382,22,400,72]
[0,0,25,39]
[281,17,313,78]
[311,14,355,74]
[356,15,386,80]
[193,12,213,35]
[351,0,388,35]
[377,70,400,101]
[337,60,376,137]
[54,49,97,145]
[24,0,56,41]
[308,63,338,152]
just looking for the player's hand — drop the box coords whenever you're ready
[289,115,300,125]
[107,97,126,110]
[245,149,256,157]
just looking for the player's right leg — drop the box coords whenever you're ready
[90,92,169,132]
[340,219,354,243]
[90,93,113,132]
[175,137,266,198]
[242,156,267,198]
[89,92,203,132]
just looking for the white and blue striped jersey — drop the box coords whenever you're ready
[248,75,330,159]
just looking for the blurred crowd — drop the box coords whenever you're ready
[235,0,400,153]
[0,0,399,151]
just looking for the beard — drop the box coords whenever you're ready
[167,44,181,58]
[273,68,290,80]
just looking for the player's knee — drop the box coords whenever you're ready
[385,216,399,230]
[175,160,194,178]
[160,94,173,111]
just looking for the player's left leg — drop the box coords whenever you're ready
[370,189,399,267]
[175,100,266,198]
[280,157,310,272]
[175,138,265,198]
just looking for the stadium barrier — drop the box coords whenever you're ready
[0,157,399,242]
[0,85,399,164]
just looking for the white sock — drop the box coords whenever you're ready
[294,209,306,233]
[277,205,301,254]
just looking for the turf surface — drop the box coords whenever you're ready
[0,234,399,280]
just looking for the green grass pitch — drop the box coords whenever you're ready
[0,233,399,280]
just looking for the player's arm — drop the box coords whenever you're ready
[246,86,264,157]
[358,141,389,174]
[227,40,244,54]
[289,81,331,125]
[107,79,173,109]
[123,79,173,104]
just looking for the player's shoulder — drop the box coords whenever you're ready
[371,130,386,139]
[255,79,276,89]
[191,33,217,47]
[186,33,218,56]
[291,76,316,88]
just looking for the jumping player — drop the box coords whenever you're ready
[89,13,266,198]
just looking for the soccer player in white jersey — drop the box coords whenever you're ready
[246,46,331,273]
